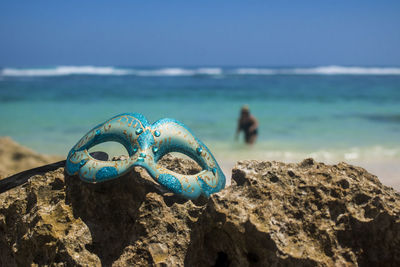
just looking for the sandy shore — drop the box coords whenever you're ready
[0,137,63,179]
[353,160,400,191]
[219,158,400,191]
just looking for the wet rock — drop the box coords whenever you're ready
[1,157,399,266]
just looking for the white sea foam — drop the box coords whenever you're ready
[232,66,400,75]
[291,66,400,75]
[211,142,400,163]
[132,68,194,76]
[131,68,223,76]
[1,65,400,77]
[0,66,224,77]
[0,66,132,76]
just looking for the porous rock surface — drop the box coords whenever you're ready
[1,157,400,266]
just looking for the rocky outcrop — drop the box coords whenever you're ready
[0,137,63,179]
[210,159,400,266]
[1,156,399,266]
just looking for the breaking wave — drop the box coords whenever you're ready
[1,65,400,77]
[0,66,131,76]
[235,66,400,75]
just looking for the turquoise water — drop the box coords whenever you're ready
[1,66,400,164]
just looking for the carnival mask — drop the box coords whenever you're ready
[66,113,226,199]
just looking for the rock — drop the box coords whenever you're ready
[112,155,129,161]
[224,160,400,266]
[158,153,202,175]
[1,156,400,266]
[0,137,63,179]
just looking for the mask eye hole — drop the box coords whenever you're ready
[158,152,202,175]
[88,141,129,161]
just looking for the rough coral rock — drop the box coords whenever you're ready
[1,157,399,266]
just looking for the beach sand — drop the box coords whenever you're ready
[354,160,400,190]
[219,159,400,191]
[0,137,63,179]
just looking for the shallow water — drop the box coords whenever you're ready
[1,66,399,173]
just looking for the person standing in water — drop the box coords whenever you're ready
[236,105,259,144]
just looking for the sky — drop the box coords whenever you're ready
[0,0,399,67]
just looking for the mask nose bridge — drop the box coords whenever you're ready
[131,146,159,179]
[130,128,156,159]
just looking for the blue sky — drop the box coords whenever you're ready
[0,0,399,66]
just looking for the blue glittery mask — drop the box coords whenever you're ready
[66,113,226,199]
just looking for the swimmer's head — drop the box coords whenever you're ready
[241,105,250,116]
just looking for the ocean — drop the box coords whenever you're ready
[1,66,400,184]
